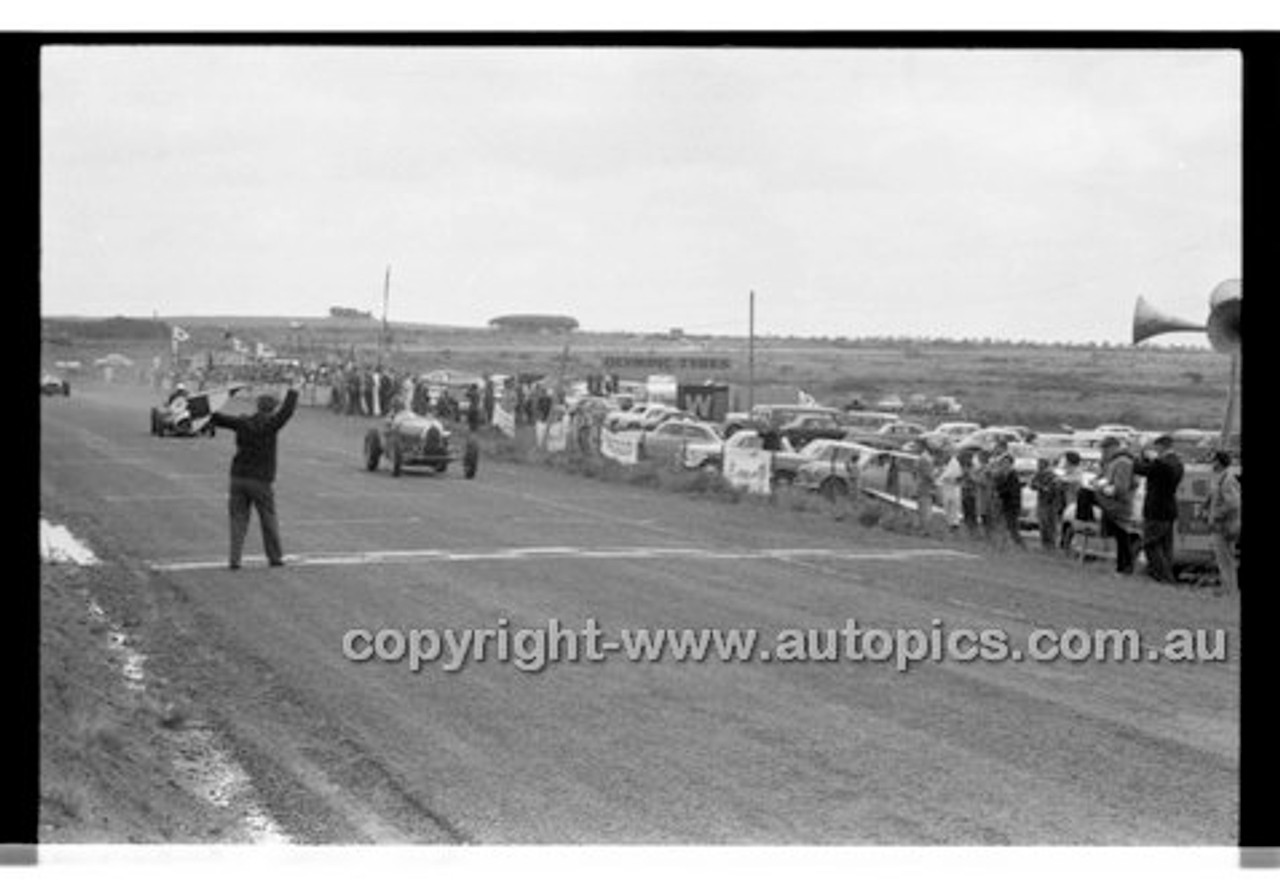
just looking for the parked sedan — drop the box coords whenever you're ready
[771,437,847,485]
[640,419,725,468]
[954,427,1026,452]
[793,441,879,500]
[777,413,855,450]
[849,421,929,451]
[930,421,980,444]
[854,448,925,502]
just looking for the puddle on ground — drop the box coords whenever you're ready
[40,518,101,566]
[52,518,292,843]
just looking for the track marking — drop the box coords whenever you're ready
[148,545,978,573]
[102,494,225,502]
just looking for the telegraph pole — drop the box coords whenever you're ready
[747,290,756,412]
[380,264,391,369]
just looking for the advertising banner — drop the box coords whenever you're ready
[600,428,642,465]
[545,420,568,453]
[493,403,516,438]
[677,384,731,422]
[722,446,772,495]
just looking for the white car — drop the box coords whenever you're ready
[640,419,725,468]
[930,421,980,443]
[955,427,1027,452]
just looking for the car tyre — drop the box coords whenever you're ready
[391,438,403,477]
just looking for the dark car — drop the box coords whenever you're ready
[364,409,479,478]
[777,413,856,450]
[40,373,70,397]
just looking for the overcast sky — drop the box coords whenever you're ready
[41,45,1240,343]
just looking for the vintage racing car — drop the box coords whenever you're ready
[41,372,71,397]
[364,408,479,478]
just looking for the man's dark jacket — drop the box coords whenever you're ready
[211,389,298,483]
[1134,450,1184,522]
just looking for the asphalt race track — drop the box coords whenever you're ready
[39,383,1240,844]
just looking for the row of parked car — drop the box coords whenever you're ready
[592,398,1233,567]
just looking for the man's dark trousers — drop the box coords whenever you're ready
[229,476,283,567]
[1143,519,1177,583]
[1102,514,1135,574]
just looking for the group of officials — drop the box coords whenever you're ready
[913,433,1240,596]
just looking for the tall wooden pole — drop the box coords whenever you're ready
[747,290,756,412]
[380,264,391,369]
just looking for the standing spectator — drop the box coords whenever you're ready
[992,452,1026,548]
[937,447,965,535]
[1133,434,1185,584]
[958,448,981,538]
[209,376,300,570]
[378,369,396,417]
[1094,436,1137,575]
[1030,457,1062,552]
[1203,450,1241,598]
[346,368,361,416]
[913,447,938,533]
[968,450,994,541]
[1056,451,1086,550]
[483,377,496,425]
[466,384,482,432]
[360,368,374,416]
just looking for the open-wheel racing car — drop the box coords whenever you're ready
[364,408,479,479]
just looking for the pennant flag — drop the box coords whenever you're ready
[185,393,212,419]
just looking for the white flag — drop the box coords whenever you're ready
[797,389,817,407]
[171,325,190,344]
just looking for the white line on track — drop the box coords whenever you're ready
[102,494,225,502]
[147,545,978,572]
[292,516,424,526]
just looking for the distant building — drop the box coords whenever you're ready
[488,314,579,335]
[329,306,374,320]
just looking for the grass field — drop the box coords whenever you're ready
[42,315,1237,432]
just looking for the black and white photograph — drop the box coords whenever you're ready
[24,22,1276,884]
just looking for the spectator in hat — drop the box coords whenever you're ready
[1133,433,1185,584]
[1203,450,1241,598]
[1095,435,1137,575]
